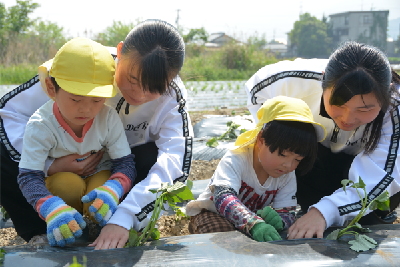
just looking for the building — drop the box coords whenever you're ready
[263,43,288,56]
[205,33,239,49]
[329,11,389,52]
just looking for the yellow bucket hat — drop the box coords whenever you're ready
[38,37,116,98]
[234,96,326,150]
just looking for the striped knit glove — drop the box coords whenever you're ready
[256,206,284,232]
[39,196,86,247]
[250,222,282,242]
[81,180,123,227]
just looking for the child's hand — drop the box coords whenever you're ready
[81,180,123,226]
[250,222,282,242]
[256,206,283,232]
[89,224,129,250]
[40,196,86,247]
[48,150,104,177]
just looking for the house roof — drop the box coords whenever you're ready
[329,10,389,17]
[208,33,225,43]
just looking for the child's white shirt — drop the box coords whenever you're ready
[186,144,297,216]
[19,100,131,172]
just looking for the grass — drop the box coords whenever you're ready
[0,64,37,85]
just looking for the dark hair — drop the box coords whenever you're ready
[120,19,185,95]
[51,77,60,93]
[261,120,318,176]
[322,41,400,154]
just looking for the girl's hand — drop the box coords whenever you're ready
[48,150,104,177]
[89,224,129,250]
[287,208,326,239]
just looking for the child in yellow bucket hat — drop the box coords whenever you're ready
[186,95,326,242]
[17,37,136,247]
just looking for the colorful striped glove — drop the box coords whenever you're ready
[250,222,282,242]
[39,196,86,247]
[256,206,283,232]
[81,180,123,227]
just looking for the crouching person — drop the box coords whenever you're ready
[17,38,136,247]
[186,96,326,241]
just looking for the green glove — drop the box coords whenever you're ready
[256,206,283,232]
[250,222,282,242]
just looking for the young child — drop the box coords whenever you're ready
[186,96,326,242]
[17,37,136,247]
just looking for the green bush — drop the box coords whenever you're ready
[180,43,280,81]
[0,64,37,84]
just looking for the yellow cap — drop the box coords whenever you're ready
[234,96,326,150]
[45,37,116,98]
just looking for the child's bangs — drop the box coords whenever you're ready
[262,120,318,175]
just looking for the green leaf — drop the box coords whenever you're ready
[227,121,233,126]
[376,200,390,211]
[352,223,371,233]
[0,248,6,263]
[166,195,177,208]
[375,191,389,203]
[206,137,219,148]
[231,110,236,115]
[326,229,341,240]
[174,187,195,202]
[127,228,139,248]
[150,229,160,240]
[149,189,158,194]
[369,191,390,211]
[341,179,351,191]
[348,234,377,252]
[167,181,186,194]
[369,201,378,211]
[358,176,366,189]
[186,179,193,190]
[240,129,247,134]
[159,182,170,192]
[69,256,87,267]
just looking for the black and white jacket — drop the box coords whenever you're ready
[0,47,193,232]
[245,58,400,228]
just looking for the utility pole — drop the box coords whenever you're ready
[175,9,180,30]
[299,1,302,16]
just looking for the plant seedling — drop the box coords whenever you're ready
[326,177,390,252]
[0,248,6,264]
[125,180,194,247]
[1,207,9,221]
[69,256,87,267]
[206,137,219,148]
[206,121,241,147]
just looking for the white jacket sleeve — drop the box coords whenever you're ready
[107,80,193,231]
[245,58,329,123]
[313,107,400,227]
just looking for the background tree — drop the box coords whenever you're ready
[289,13,331,57]
[1,0,67,67]
[183,27,208,44]
[95,20,140,47]
[247,33,267,51]
[32,20,67,60]
[5,0,38,33]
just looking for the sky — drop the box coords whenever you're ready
[3,0,400,43]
